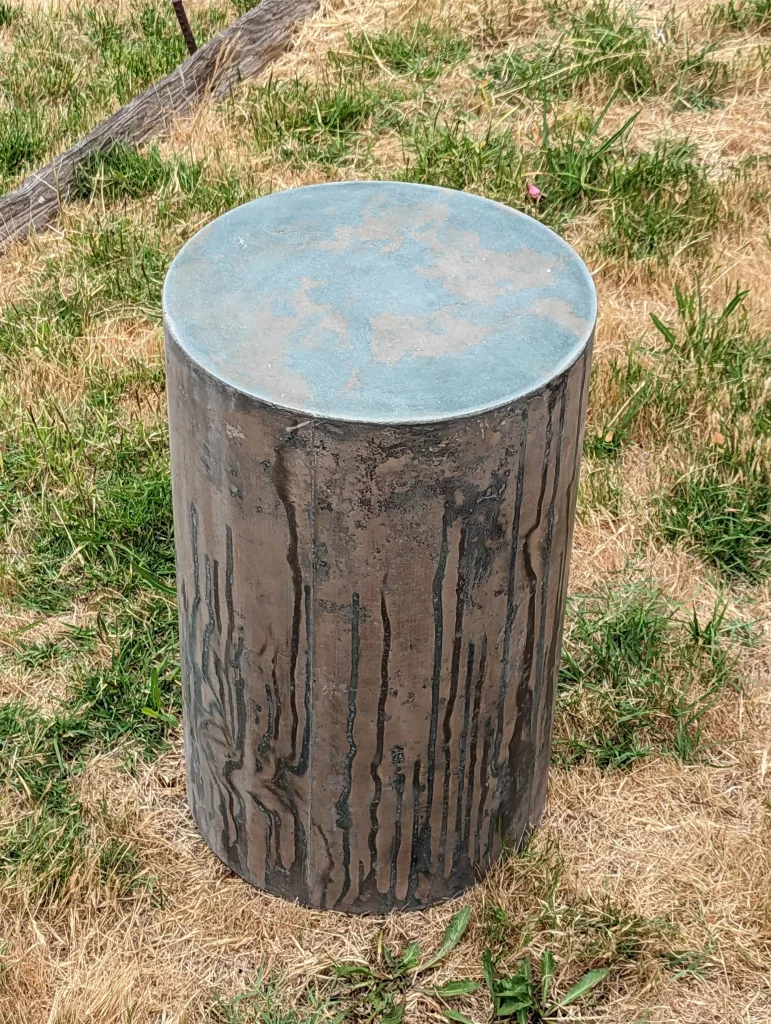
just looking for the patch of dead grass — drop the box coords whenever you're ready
[0,600,110,712]
[1,683,768,1024]
[546,758,771,1022]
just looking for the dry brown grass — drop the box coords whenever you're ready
[0,601,108,712]
[2,682,770,1022]
[0,322,162,412]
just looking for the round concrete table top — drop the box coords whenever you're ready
[163,181,596,425]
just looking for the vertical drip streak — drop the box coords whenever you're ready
[438,526,468,877]
[334,592,360,907]
[492,408,528,775]
[408,505,449,900]
[367,592,392,883]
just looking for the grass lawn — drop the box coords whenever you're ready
[1,0,770,1020]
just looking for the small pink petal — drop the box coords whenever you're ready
[527,182,542,201]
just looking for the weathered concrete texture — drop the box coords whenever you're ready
[164,182,595,912]
[163,181,595,424]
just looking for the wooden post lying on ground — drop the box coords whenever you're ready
[0,0,318,250]
[163,181,596,913]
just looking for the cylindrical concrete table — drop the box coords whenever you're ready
[163,181,596,913]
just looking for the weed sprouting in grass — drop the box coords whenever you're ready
[220,887,657,1023]
[0,1,19,27]
[556,583,747,768]
[320,906,609,1022]
[248,74,403,167]
[661,455,771,579]
[323,909,476,1023]
[212,843,685,1022]
[315,874,617,1021]
[0,401,173,609]
[481,0,730,109]
[529,104,638,225]
[601,140,720,263]
[484,838,681,982]
[483,902,512,950]
[587,286,771,454]
[330,21,472,81]
[71,142,250,217]
[484,948,608,1021]
[709,0,771,32]
[640,286,771,576]
[649,286,771,437]
[72,143,173,201]
[581,285,771,571]
[0,105,48,186]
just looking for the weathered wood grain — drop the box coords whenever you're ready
[166,333,593,913]
[0,0,318,250]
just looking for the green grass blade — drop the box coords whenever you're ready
[420,907,471,971]
[380,1000,405,1024]
[550,967,609,1009]
[650,312,678,347]
[540,949,556,1005]
[483,949,495,993]
[398,941,421,971]
[442,1011,474,1024]
[429,980,479,997]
